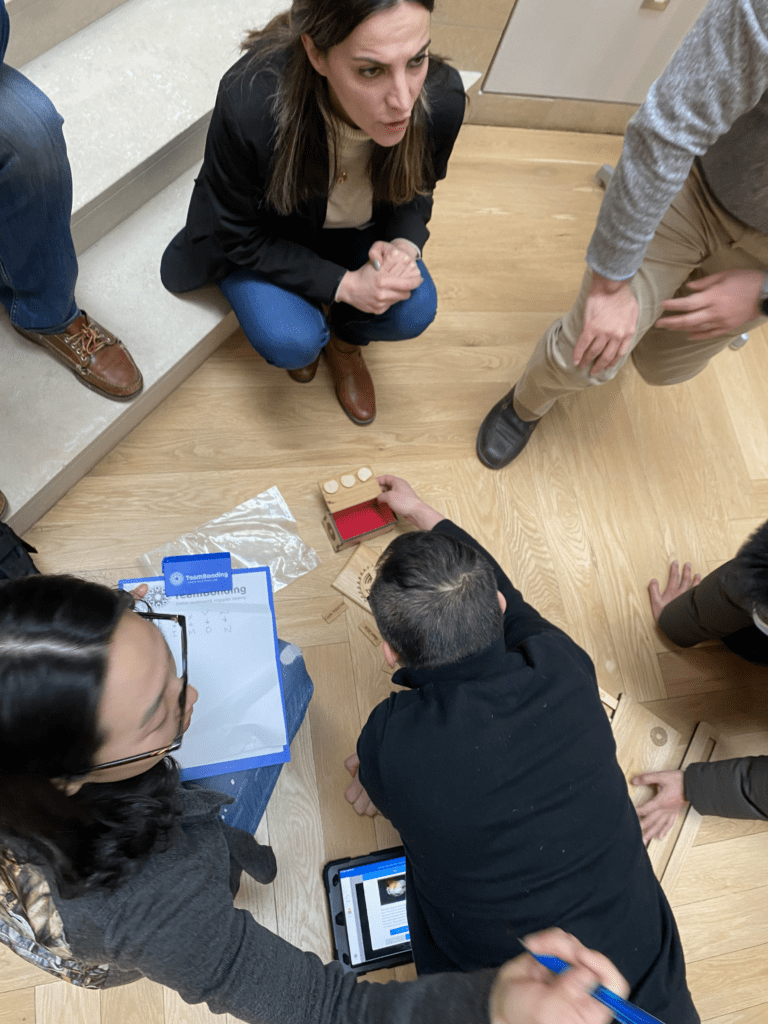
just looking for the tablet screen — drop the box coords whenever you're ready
[338,854,411,968]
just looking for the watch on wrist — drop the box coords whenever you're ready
[760,272,768,317]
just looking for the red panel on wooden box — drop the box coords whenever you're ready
[332,500,395,541]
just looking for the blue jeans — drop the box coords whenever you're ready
[219,224,438,370]
[0,63,79,332]
[187,640,314,833]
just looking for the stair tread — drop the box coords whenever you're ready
[1,162,236,534]
[20,0,286,218]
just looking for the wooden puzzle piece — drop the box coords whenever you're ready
[331,543,379,613]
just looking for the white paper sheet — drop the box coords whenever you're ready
[119,568,288,779]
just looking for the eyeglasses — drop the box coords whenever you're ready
[84,604,189,775]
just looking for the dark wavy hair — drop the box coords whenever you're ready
[0,576,182,897]
[368,531,503,669]
[242,0,438,215]
[737,518,768,611]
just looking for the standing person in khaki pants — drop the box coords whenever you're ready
[476,0,768,469]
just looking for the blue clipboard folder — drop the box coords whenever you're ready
[119,566,289,781]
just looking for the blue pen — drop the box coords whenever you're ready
[521,947,665,1024]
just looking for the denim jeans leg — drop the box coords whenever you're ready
[0,64,79,331]
[219,268,329,369]
[188,640,315,834]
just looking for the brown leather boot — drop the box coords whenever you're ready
[14,311,142,400]
[324,332,376,425]
[287,353,321,383]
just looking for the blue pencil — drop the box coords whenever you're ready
[521,947,665,1024]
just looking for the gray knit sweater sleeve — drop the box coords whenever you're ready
[587,0,768,280]
[58,789,497,1024]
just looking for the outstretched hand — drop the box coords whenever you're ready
[655,269,764,340]
[343,753,379,817]
[376,475,445,530]
[489,928,629,1024]
[648,560,701,621]
[632,770,688,842]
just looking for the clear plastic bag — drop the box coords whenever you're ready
[136,486,320,592]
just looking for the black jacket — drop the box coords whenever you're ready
[160,53,465,304]
[358,520,696,1023]
[658,558,768,665]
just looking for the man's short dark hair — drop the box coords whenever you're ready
[737,518,768,609]
[368,531,503,670]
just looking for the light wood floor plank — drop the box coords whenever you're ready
[671,833,768,906]
[304,643,380,862]
[101,978,163,1024]
[34,983,100,1024]
[686,942,768,1020]
[0,988,34,1024]
[706,1004,768,1023]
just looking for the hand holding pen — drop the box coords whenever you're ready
[489,928,630,1024]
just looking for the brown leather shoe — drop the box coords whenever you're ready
[287,354,321,383]
[14,311,143,400]
[324,332,376,425]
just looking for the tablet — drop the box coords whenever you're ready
[323,846,413,975]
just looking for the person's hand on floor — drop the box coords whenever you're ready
[632,770,688,841]
[489,928,629,1024]
[648,560,702,621]
[376,475,445,530]
[656,269,764,340]
[343,753,379,816]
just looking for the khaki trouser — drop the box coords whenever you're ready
[514,164,768,421]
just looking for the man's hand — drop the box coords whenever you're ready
[343,753,379,817]
[632,770,688,842]
[573,274,639,375]
[489,928,629,1024]
[655,269,764,340]
[376,475,445,530]
[648,560,701,622]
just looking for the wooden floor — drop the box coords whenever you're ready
[4,123,768,1023]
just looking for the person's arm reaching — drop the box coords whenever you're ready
[376,476,557,649]
[650,559,753,647]
[634,755,768,840]
[102,846,626,1024]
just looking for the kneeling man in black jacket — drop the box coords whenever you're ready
[345,475,699,1024]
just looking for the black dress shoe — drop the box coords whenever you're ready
[476,386,540,469]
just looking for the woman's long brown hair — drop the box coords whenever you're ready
[242,0,439,216]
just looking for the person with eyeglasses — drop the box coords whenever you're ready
[0,573,628,1024]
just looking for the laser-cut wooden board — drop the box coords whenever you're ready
[331,543,378,613]
[318,466,379,514]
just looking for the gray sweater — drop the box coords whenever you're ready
[50,788,496,1024]
[587,0,768,280]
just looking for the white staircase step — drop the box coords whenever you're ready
[20,0,288,253]
[2,163,237,536]
[4,0,129,67]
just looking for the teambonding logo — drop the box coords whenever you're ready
[162,552,233,596]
